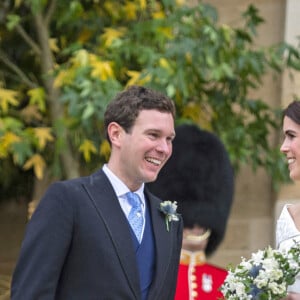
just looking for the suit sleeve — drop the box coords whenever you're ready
[11,182,74,300]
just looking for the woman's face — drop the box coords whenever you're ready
[280,116,300,181]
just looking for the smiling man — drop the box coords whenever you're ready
[11,85,183,300]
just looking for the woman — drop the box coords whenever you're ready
[277,100,300,300]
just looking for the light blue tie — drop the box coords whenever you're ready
[126,192,144,243]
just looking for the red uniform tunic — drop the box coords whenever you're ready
[175,250,227,300]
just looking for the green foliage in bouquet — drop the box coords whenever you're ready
[221,242,300,300]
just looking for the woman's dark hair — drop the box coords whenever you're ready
[283,100,300,125]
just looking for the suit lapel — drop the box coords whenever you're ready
[82,169,140,299]
[146,189,176,299]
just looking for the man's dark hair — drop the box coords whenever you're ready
[104,85,176,143]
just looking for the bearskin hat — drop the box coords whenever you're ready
[147,124,234,256]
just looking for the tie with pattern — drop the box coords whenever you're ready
[126,192,144,243]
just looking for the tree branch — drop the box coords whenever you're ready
[0,49,37,88]
[45,0,57,27]
[15,24,41,56]
[34,12,80,180]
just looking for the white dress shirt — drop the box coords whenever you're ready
[102,164,146,237]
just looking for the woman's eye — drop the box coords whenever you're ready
[288,133,295,139]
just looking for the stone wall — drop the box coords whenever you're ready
[206,0,300,269]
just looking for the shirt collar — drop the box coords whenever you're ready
[102,164,145,198]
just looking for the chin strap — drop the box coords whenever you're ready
[185,229,211,243]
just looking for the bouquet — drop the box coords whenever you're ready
[221,242,300,300]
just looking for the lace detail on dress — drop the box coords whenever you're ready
[276,204,300,248]
[276,204,300,293]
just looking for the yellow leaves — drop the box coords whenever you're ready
[100,139,111,161]
[1,132,21,146]
[21,88,46,123]
[0,132,21,158]
[23,154,46,180]
[27,87,46,112]
[104,1,145,21]
[89,57,115,80]
[80,139,111,162]
[185,52,192,64]
[0,88,19,113]
[33,127,54,150]
[124,2,138,20]
[126,70,151,86]
[0,127,53,179]
[73,49,90,67]
[79,139,97,162]
[54,50,116,85]
[101,27,127,48]
[151,1,170,20]
[139,0,146,10]
[54,69,75,88]
[157,26,173,39]
[103,1,122,20]
[49,38,60,53]
[152,10,165,20]
[54,49,90,87]
[176,0,185,6]
[78,28,93,44]
[182,102,213,131]
[159,58,174,74]
[14,0,22,8]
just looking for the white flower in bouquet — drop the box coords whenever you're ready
[221,241,300,300]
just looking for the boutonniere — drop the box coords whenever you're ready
[159,200,180,232]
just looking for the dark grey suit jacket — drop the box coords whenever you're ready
[11,169,183,299]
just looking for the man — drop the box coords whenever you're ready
[148,123,234,300]
[11,85,183,300]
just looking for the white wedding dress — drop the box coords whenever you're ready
[276,204,300,293]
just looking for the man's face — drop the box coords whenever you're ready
[118,109,175,190]
[281,116,300,181]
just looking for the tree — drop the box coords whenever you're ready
[0,0,299,206]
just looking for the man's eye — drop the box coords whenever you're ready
[149,133,158,138]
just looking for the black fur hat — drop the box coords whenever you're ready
[147,123,234,256]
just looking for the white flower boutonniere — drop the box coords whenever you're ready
[221,241,300,300]
[159,200,180,232]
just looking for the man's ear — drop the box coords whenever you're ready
[107,122,124,147]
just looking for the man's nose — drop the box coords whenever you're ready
[157,139,171,153]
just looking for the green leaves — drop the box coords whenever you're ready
[0,0,299,189]
[6,14,20,31]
